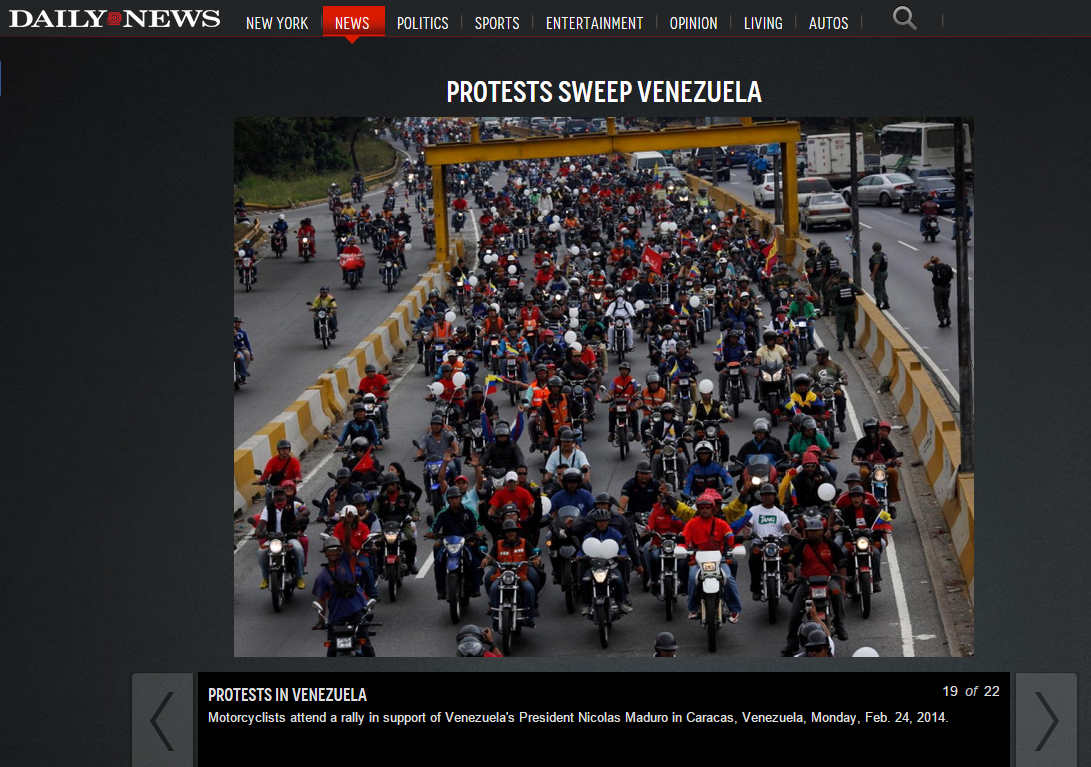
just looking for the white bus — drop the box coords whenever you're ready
[879,122,972,175]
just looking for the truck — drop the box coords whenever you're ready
[805,133,866,189]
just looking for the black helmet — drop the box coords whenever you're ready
[495,421,511,437]
[840,270,851,279]
[501,519,519,531]
[590,507,612,521]
[805,247,816,257]
[506,323,518,332]
[636,461,653,473]
[845,471,862,484]
[759,483,776,495]
[548,376,562,388]
[471,384,483,395]
[594,492,612,505]
[863,417,879,432]
[799,621,828,650]
[445,486,462,499]
[322,537,343,551]
[559,428,575,441]
[335,467,351,480]
[430,414,444,425]
[276,439,292,450]
[456,624,484,643]
[793,374,811,388]
[563,468,582,483]
[352,402,366,412]
[816,346,829,357]
[535,364,548,374]
[654,631,679,652]
[365,363,378,374]
[381,473,400,486]
[763,330,776,342]
[848,486,865,496]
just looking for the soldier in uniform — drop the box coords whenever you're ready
[831,271,865,351]
[804,247,825,313]
[869,242,890,310]
[923,255,954,327]
[819,243,841,316]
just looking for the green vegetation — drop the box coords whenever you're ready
[234,117,397,207]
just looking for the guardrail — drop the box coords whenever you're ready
[233,263,449,514]
[234,153,403,211]
[684,172,975,606]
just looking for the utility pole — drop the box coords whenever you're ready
[849,117,862,283]
[706,116,719,189]
[953,116,974,473]
[772,145,782,225]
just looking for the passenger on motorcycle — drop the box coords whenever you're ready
[782,515,849,655]
[338,402,382,452]
[254,485,307,590]
[544,430,591,485]
[786,374,826,417]
[482,519,540,627]
[427,486,484,599]
[683,442,734,498]
[852,417,902,502]
[682,492,743,622]
[787,416,838,480]
[532,330,566,367]
[605,360,640,443]
[488,473,537,522]
[645,484,695,595]
[330,506,380,600]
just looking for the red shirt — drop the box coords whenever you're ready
[339,246,365,270]
[260,454,302,483]
[452,198,468,211]
[648,502,686,547]
[489,486,537,521]
[681,515,734,555]
[796,540,840,579]
[357,374,390,400]
[331,520,371,554]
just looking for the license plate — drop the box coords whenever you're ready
[729,368,740,375]
[616,405,626,412]
[811,587,827,599]
[825,217,836,223]
[336,638,353,649]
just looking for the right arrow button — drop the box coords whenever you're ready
[1016,673,1076,766]
[1035,691,1059,751]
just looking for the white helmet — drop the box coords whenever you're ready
[695,441,715,454]
[278,214,285,220]
[698,379,714,395]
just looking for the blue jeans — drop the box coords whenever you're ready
[579,561,629,605]
[644,543,688,592]
[688,562,743,614]
[355,561,379,599]
[235,353,249,378]
[488,578,536,616]
[822,462,838,482]
[258,540,305,581]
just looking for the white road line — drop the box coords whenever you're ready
[896,240,919,251]
[940,217,954,223]
[861,291,961,402]
[415,552,435,579]
[813,326,915,657]
[859,222,872,229]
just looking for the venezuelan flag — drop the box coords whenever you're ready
[510,410,525,443]
[714,333,723,357]
[872,510,894,533]
[762,237,779,277]
[484,374,503,396]
[481,412,494,444]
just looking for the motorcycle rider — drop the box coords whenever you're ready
[329,505,380,600]
[645,483,695,595]
[488,473,537,523]
[835,485,887,590]
[852,417,902,503]
[374,472,420,574]
[604,290,637,351]
[809,347,848,433]
[682,492,743,623]
[782,514,849,655]
[604,360,640,444]
[338,236,366,286]
[689,381,734,450]
[413,305,438,363]
[544,429,590,485]
[256,439,302,493]
[739,483,793,600]
[310,285,338,340]
[337,402,382,452]
[234,317,253,382]
[786,417,839,481]
[715,330,751,400]
[538,376,571,451]
[754,329,790,403]
[683,441,734,498]
[499,324,531,383]
[355,364,391,439]
[254,486,307,591]
[482,519,540,628]
[417,413,461,476]
[478,421,525,475]
[296,217,317,257]
[532,329,565,368]
[312,537,373,657]
[426,486,484,600]
[780,451,833,509]
[577,507,633,615]
[736,418,788,464]
[665,343,700,407]
[786,374,825,418]
[447,326,479,386]
[549,467,597,518]
[317,468,364,523]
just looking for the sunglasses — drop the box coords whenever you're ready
[516,471,528,476]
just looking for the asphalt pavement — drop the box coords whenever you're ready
[233,181,950,659]
[233,143,432,447]
[716,174,975,406]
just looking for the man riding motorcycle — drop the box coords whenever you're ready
[682,492,743,622]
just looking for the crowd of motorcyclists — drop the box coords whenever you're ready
[243,118,903,658]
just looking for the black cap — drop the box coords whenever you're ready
[654,632,679,651]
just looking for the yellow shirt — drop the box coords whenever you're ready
[312,295,337,311]
[755,344,789,366]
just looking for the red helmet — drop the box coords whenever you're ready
[801,452,820,466]
[878,420,892,430]
[508,278,518,287]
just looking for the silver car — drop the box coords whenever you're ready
[800,192,853,231]
[846,173,913,207]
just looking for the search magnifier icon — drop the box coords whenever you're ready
[893,5,917,29]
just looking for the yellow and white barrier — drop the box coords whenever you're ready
[233,264,448,513]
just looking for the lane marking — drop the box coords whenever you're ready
[859,222,872,230]
[813,325,915,658]
[896,240,919,251]
[415,552,435,579]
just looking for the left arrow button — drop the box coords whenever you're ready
[151,691,174,751]
[132,673,193,766]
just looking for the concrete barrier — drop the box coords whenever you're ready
[234,217,262,251]
[684,172,975,606]
[233,264,448,514]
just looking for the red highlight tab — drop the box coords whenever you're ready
[322,6,385,42]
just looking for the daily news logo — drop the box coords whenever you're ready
[9,10,221,28]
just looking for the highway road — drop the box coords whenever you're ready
[715,174,974,407]
[233,174,952,659]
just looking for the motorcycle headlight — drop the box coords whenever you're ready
[764,543,779,558]
[751,476,762,487]
[592,569,609,583]
[761,371,772,382]
[663,445,676,457]
[268,539,284,555]
[772,370,783,382]
[446,541,464,555]
[500,570,517,586]
[701,561,718,573]
[856,537,870,552]
[318,310,327,319]
[384,532,399,544]
[873,468,888,482]
[662,540,675,555]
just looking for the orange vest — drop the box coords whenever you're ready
[545,395,570,434]
[433,321,452,340]
[642,385,670,416]
[529,385,550,408]
[493,538,530,580]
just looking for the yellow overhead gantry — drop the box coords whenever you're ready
[426,118,801,267]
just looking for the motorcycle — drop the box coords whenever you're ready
[426,515,481,623]
[336,234,349,256]
[724,359,749,418]
[423,221,435,249]
[694,546,745,652]
[311,598,379,657]
[377,514,414,602]
[309,302,334,349]
[492,559,534,655]
[270,230,287,258]
[514,227,529,254]
[345,263,361,291]
[756,358,788,426]
[922,215,940,243]
[503,351,522,406]
[260,531,300,613]
[351,181,364,203]
[298,236,315,263]
[729,453,792,508]
[611,391,634,458]
[548,507,582,613]
[239,255,255,292]
[675,374,693,420]
[646,434,683,490]
[655,533,689,622]
[234,351,246,390]
[381,260,400,292]
[845,526,877,619]
[452,210,466,233]
[612,317,629,363]
[752,534,792,624]
[581,536,627,649]
[799,573,838,635]
[794,318,812,365]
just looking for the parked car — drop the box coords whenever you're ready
[800,192,853,231]
[842,173,913,207]
[754,175,835,208]
[899,177,957,213]
[908,167,955,183]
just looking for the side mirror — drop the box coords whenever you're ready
[412,440,421,449]
[348,388,356,394]
[312,601,324,615]
[254,469,262,475]
[319,533,331,541]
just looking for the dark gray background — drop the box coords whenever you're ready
[0,36,1061,765]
